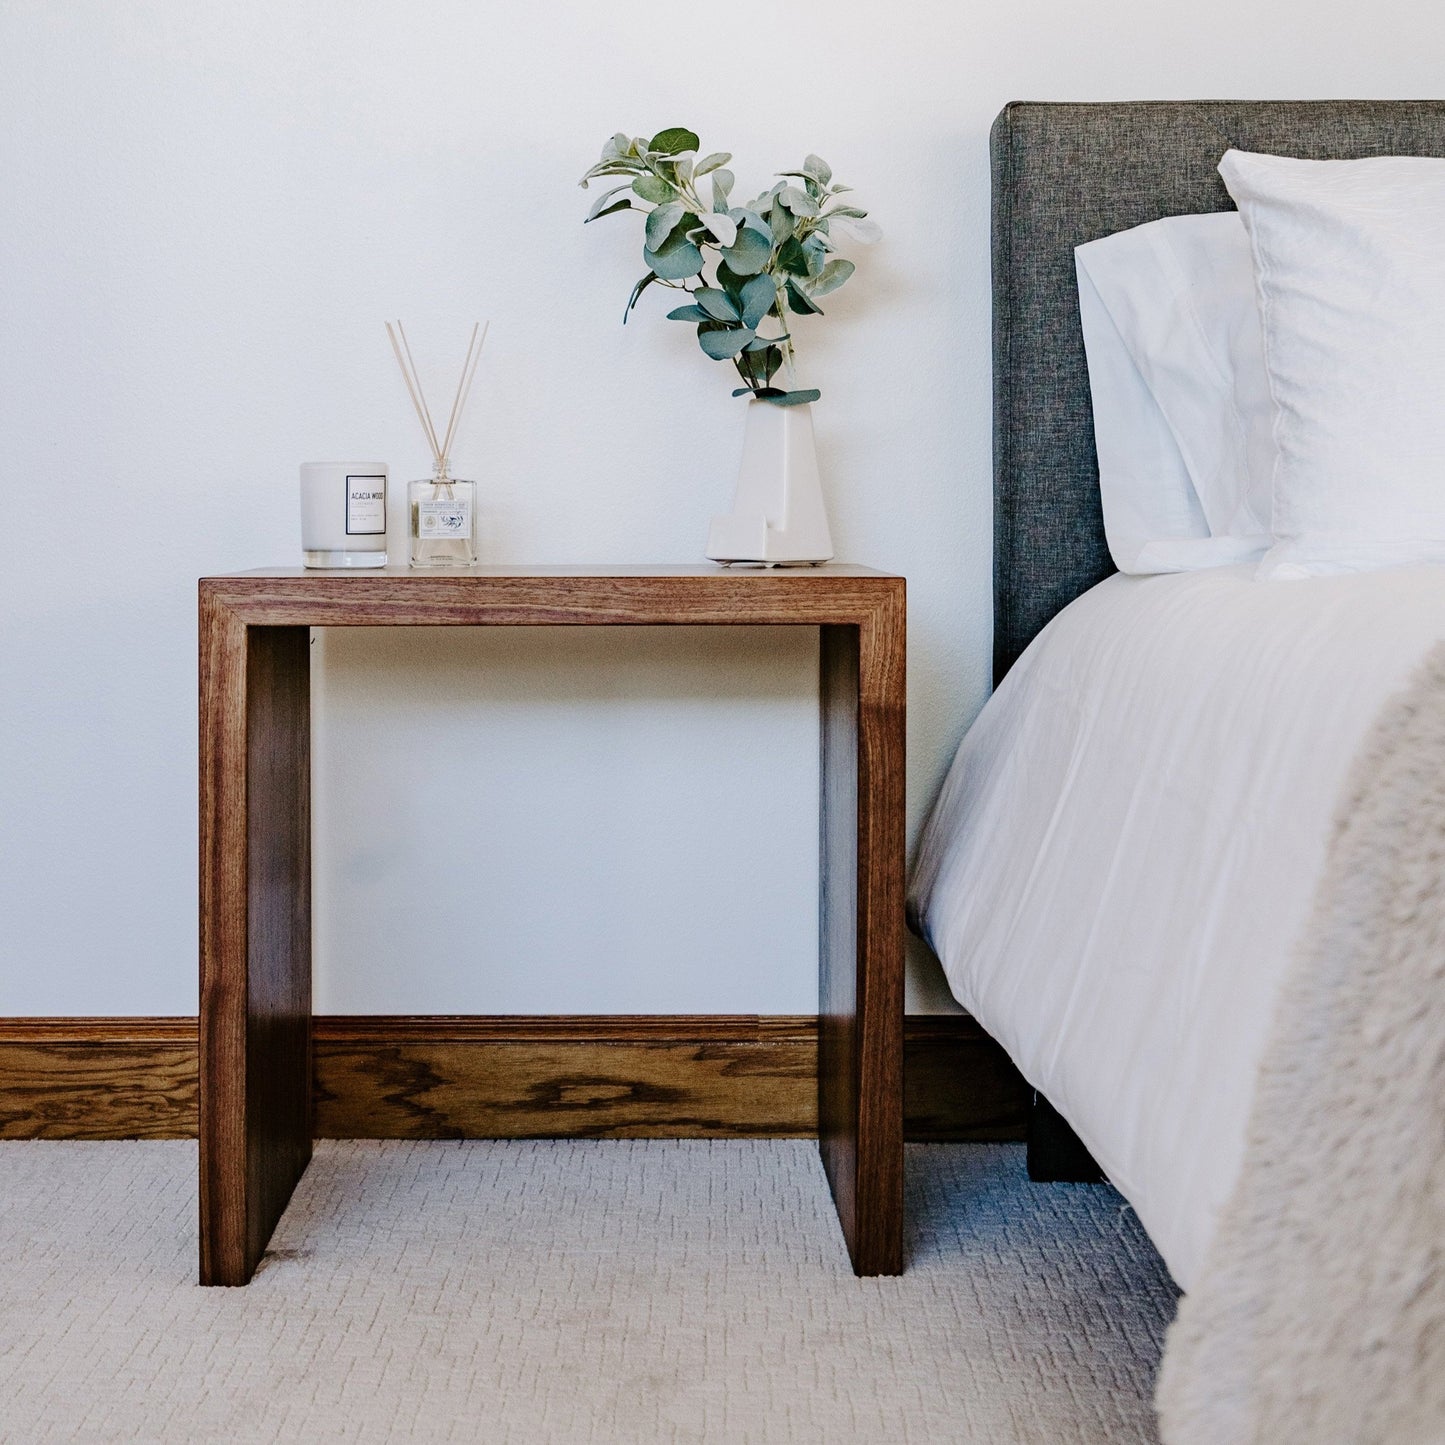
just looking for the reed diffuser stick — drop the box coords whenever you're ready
[395,321,442,459]
[441,321,489,462]
[385,321,441,464]
[438,322,479,464]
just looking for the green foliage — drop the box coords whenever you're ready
[579,128,877,404]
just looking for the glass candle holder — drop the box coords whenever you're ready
[300,462,388,568]
[408,461,477,567]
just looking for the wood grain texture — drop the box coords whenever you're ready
[819,583,907,1276]
[819,625,861,1243]
[199,600,312,1285]
[314,1017,815,1139]
[1,1016,1019,1141]
[200,565,900,631]
[0,1019,196,1140]
[197,566,907,1283]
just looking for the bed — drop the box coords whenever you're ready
[910,102,1445,1441]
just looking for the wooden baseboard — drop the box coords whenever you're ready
[0,1015,1027,1142]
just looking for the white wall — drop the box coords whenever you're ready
[1,0,1439,1016]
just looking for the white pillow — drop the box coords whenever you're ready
[1076,213,1273,575]
[1219,149,1445,579]
[1075,266,1212,574]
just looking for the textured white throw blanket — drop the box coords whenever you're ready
[1157,644,1445,1444]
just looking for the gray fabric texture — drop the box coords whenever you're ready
[991,99,1445,681]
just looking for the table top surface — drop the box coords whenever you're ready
[205,563,899,581]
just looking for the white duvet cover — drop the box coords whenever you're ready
[909,564,1445,1288]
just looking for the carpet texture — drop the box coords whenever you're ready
[0,1141,1177,1443]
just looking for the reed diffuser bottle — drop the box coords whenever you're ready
[386,319,487,568]
[409,458,476,568]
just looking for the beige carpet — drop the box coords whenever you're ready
[0,1140,1176,1443]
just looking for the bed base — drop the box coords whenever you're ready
[1026,1093,1105,1184]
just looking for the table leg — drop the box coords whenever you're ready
[199,611,312,1285]
[819,616,905,1276]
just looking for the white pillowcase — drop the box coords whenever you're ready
[1075,267,1211,573]
[1076,213,1274,574]
[1219,149,1445,579]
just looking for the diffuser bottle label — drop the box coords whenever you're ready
[417,497,471,538]
[345,476,387,536]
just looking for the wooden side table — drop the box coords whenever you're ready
[198,565,905,1284]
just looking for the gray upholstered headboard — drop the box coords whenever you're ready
[991,99,1445,683]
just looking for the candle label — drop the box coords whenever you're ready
[345,475,387,536]
[416,497,471,538]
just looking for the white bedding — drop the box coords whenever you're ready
[909,564,1445,1288]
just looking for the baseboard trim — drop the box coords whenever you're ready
[0,1015,1027,1142]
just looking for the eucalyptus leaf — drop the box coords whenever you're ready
[744,330,786,351]
[632,174,674,204]
[642,237,703,280]
[729,208,772,238]
[580,164,642,187]
[827,204,869,219]
[786,281,823,315]
[806,257,855,297]
[714,261,747,301]
[698,212,738,247]
[775,236,809,277]
[666,304,712,322]
[586,199,634,222]
[778,186,819,217]
[586,184,634,219]
[802,234,828,275]
[739,273,777,328]
[675,154,693,185]
[803,154,832,185]
[710,170,734,211]
[649,126,700,155]
[833,216,883,244]
[694,151,732,176]
[769,387,821,407]
[721,225,772,276]
[695,287,741,321]
[698,325,757,359]
[623,271,659,322]
[769,204,794,245]
[644,202,685,251]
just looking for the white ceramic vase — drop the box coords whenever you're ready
[705,399,835,566]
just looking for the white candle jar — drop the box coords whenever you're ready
[300,462,389,568]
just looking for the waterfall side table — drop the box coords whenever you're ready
[198,565,905,1284]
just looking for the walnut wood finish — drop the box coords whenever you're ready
[197,565,905,1282]
[199,602,312,1285]
[1,1014,1023,1143]
[819,610,906,1275]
